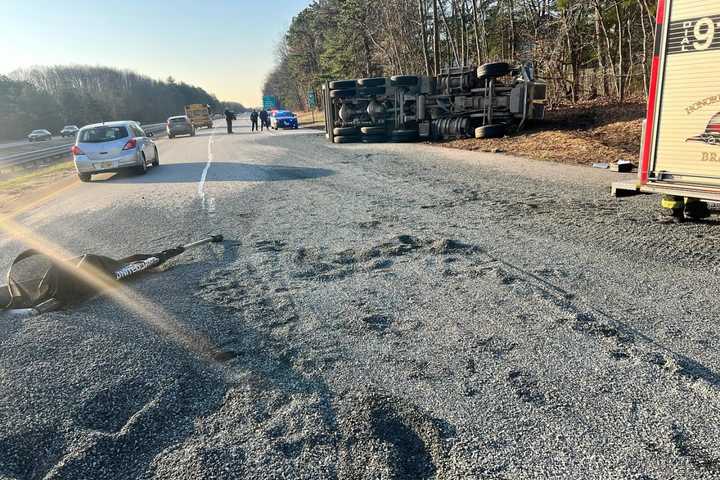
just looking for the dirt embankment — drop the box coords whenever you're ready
[443,100,646,166]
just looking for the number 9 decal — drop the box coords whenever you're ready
[694,17,715,51]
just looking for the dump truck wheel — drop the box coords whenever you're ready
[330,89,357,99]
[360,126,386,135]
[329,80,357,90]
[478,62,511,79]
[361,135,388,143]
[475,124,506,139]
[390,75,419,87]
[357,86,386,96]
[333,135,360,144]
[391,129,419,142]
[358,77,386,87]
[333,127,359,136]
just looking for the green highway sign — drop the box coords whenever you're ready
[262,95,277,110]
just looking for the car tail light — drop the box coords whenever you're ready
[71,145,83,155]
[122,138,137,150]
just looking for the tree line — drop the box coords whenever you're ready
[263,0,657,110]
[0,65,245,141]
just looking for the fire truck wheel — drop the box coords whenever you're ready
[360,126,386,135]
[330,89,357,99]
[391,129,419,142]
[329,79,357,90]
[390,75,419,87]
[478,62,511,79]
[333,135,361,144]
[333,127,359,136]
[357,86,386,96]
[684,199,711,220]
[475,124,506,139]
[358,77,386,87]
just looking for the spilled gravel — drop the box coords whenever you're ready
[2,129,720,479]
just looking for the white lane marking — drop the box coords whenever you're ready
[199,128,219,214]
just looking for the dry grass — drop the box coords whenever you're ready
[296,110,325,129]
[443,100,646,166]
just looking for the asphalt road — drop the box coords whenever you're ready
[1,118,720,479]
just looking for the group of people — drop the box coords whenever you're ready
[249,109,271,132]
[223,109,273,134]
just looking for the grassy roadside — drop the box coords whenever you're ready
[0,161,77,216]
[440,100,645,166]
[296,110,325,129]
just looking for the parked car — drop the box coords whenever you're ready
[60,125,79,138]
[28,129,52,142]
[72,121,158,182]
[166,115,195,138]
[270,110,299,130]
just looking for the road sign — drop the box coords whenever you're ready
[307,91,317,109]
[262,95,277,110]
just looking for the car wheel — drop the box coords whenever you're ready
[152,148,159,167]
[78,173,91,182]
[329,79,357,90]
[474,124,506,139]
[478,62,511,79]
[136,153,148,175]
[390,75,419,87]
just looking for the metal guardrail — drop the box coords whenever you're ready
[0,123,167,171]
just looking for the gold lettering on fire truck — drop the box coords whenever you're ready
[701,152,720,163]
[685,95,720,115]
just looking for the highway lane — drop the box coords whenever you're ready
[2,119,720,479]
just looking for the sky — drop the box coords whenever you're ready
[0,0,310,107]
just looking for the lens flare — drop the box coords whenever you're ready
[0,214,224,362]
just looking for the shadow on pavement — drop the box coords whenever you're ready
[94,162,335,184]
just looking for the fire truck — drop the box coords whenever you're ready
[631,0,720,219]
[321,62,546,144]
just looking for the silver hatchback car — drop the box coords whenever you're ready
[72,121,159,182]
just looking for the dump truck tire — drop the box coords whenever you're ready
[361,135,388,143]
[358,77,386,87]
[330,89,357,99]
[329,80,357,90]
[475,124,506,139]
[478,62,511,79]
[333,135,360,144]
[357,86,386,96]
[391,129,419,142]
[360,126,386,135]
[390,75,419,87]
[333,127,359,136]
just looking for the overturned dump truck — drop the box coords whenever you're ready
[322,62,546,144]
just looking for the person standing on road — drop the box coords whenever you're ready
[259,109,269,132]
[250,110,259,132]
[224,109,236,134]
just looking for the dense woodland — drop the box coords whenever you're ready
[263,0,658,111]
[0,66,243,141]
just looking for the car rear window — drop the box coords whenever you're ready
[79,126,129,143]
[170,118,188,123]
